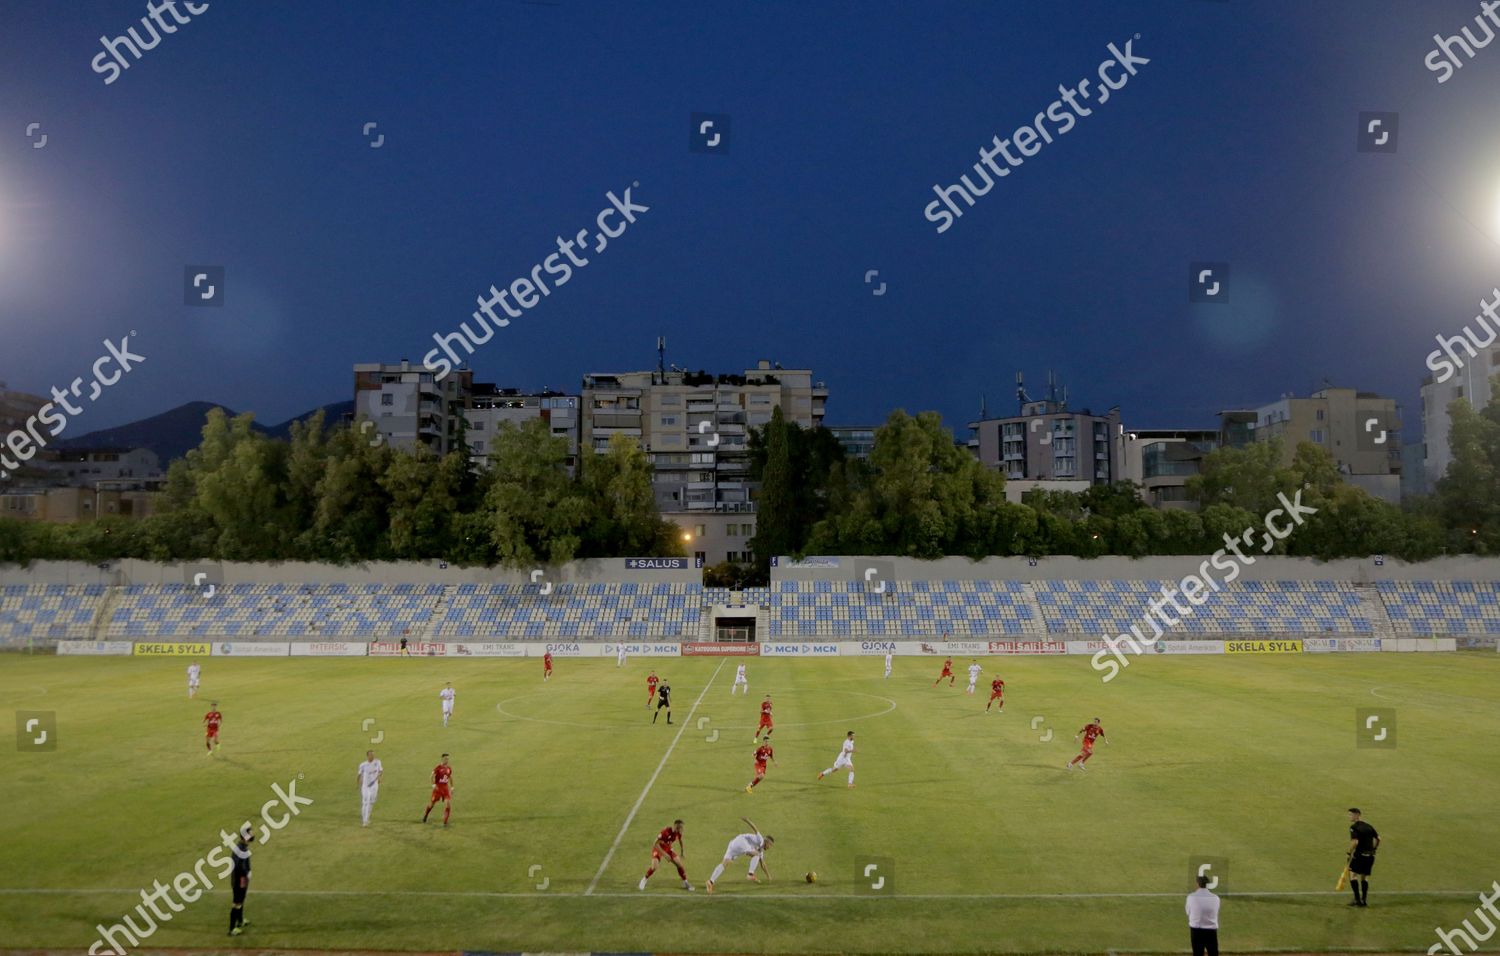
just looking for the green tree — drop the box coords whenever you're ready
[381,448,468,559]
[809,410,1005,557]
[1435,383,1500,553]
[1188,439,1297,515]
[302,423,394,562]
[482,419,588,566]
[172,409,290,560]
[579,435,678,557]
[751,406,799,561]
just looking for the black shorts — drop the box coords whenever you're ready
[656,698,670,709]
[1349,853,1375,876]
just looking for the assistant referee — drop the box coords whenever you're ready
[227,825,253,936]
[1346,807,1380,907]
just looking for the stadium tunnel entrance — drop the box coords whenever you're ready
[714,617,756,642]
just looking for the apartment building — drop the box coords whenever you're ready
[580,358,828,514]
[36,447,161,484]
[967,376,1122,486]
[1219,386,1403,504]
[827,425,877,460]
[353,360,473,455]
[1117,428,1220,509]
[466,385,580,470]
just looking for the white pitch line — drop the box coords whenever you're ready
[584,659,726,895]
[0,887,1474,901]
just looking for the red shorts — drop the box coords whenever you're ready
[205,728,219,738]
[651,844,680,863]
[649,687,657,698]
[753,762,768,776]
[940,668,953,677]
[989,691,1004,701]
[431,784,451,801]
[1080,742,1094,755]
[544,663,553,671]
[758,716,773,730]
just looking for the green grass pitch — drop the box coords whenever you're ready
[1,651,1496,954]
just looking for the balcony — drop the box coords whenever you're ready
[592,411,641,429]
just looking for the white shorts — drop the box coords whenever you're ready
[724,835,761,861]
[442,702,453,713]
[833,754,853,770]
[188,679,200,688]
[733,676,748,685]
[361,784,379,803]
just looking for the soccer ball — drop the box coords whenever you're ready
[804,871,817,883]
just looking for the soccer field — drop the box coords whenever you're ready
[1,651,1496,954]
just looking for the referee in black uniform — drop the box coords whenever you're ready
[652,681,673,724]
[1346,808,1379,907]
[228,825,253,935]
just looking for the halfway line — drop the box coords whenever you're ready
[584,659,726,895]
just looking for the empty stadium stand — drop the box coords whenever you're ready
[2,561,1498,646]
[0,584,104,640]
[106,583,443,638]
[431,581,702,638]
[760,579,1043,638]
[1376,580,1500,636]
[1034,579,1374,636]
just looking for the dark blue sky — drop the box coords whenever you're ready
[3,0,1498,438]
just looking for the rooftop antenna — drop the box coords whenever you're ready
[656,336,666,384]
[979,392,988,420]
[1016,372,1031,413]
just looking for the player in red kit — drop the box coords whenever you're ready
[745,742,776,792]
[638,819,693,891]
[543,651,553,681]
[1067,717,1107,771]
[203,702,223,754]
[423,753,454,826]
[933,657,955,687]
[754,695,774,743]
[986,676,1006,712]
[646,671,660,708]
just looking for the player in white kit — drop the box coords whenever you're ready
[817,731,856,788]
[966,660,982,694]
[357,749,383,827]
[731,663,748,695]
[440,683,456,727]
[705,817,773,893]
[186,661,201,698]
[884,652,892,678]
[617,644,628,667]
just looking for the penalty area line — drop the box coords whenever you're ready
[584,658,726,895]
